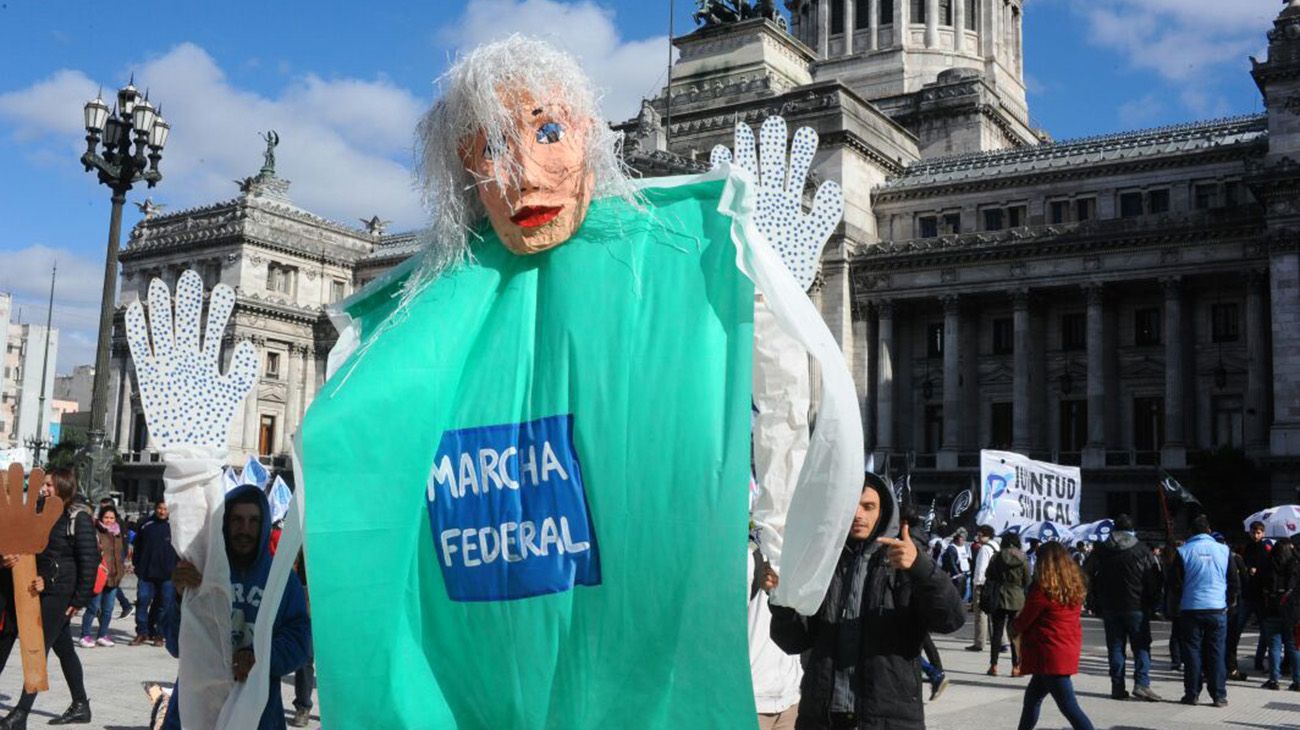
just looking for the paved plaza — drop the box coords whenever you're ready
[1,578,1297,729]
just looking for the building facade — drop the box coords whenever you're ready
[0,291,60,462]
[106,3,1300,517]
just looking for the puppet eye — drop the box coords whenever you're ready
[536,122,565,144]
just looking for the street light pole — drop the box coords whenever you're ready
[26,264,57,467]
[79,80,169,500]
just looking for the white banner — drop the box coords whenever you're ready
[976,450,1082,533]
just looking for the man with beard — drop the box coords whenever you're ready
[163,486,310,729]
[770,474,965,729]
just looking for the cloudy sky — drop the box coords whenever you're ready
[0,0,1275,373]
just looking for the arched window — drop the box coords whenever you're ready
[856,0,871,29]
[965,0,977,30]
[880,0,894,25]
[911,0,926,23]
[832,0,845,33]
[939,0,953,26]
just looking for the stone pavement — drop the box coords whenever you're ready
[3,579,1298,729]
[0,575,318,730]
[924,615,1300,730]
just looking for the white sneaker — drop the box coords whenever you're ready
[96,636,115,647]
[77,637,96,648]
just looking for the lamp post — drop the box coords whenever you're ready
[79,79,170,499]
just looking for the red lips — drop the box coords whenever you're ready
[510,205,563,228]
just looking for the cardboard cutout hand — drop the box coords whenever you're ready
[0,464,60,693]
[125,271,258,450]
[710,116,844,290]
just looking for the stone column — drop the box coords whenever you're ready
[243,337,263,455]
[953,0,964,51]
[897,0,910,46]
[940,295,960,467]
[303,345,320,414]
[876,301,896,455]
[285,344,304,446]
[818,258,856,370]
[818,0,831,58]
[926,0,939,47]
[1269,251,1300,455]
[1246,269,1270,452]
[869,0,880,50]
[1162,278,1186,467]
[1083,284,1106,467]
[844,0,855,54]
[1012,289,1032,451]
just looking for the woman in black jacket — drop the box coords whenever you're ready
[0,468,98,729]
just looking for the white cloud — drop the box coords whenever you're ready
[436,0,674,124]
[0,43,428,231]
[0,244,109,373]
[1067,0,1272,81]
[1116,93,1166,128]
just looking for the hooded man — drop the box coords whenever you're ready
[1083,513,1162,701]
[769,473,965,729]
[162,485,311,729]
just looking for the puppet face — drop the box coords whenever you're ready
[461,88,594,255]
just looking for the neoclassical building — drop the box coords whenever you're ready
[108,2,1300,520]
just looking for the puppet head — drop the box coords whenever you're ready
[416,36,636,265]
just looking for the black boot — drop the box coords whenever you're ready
[47,701,91,726]
[0,707,28,730]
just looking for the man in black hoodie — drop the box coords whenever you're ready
[770,473,964,729]
[1084,514,1162,702]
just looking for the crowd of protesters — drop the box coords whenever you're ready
[0,469,313,730]
[742,471,1300,730]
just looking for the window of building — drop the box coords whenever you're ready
[1133,397,1164,451]
[1148,188,1170,214]
[982,208,1004,231]
[1049,200,1069,225]
[330,279,346,304]
[990,402,1013,448]
[1060,312,1086,351]
[939,0,953,25]
[964,0,977,30]
[267,262,297,296]
[131,412,148,452]
[1074,197,1096,222]
[924,404,944,452]
[1224,180,1251,207]
[917,215,938,238]
[992,317,1014,355]
[832,0,845,33]
[1007,204,1026,227]
[258,415,276,457]
[880,0,894,25]
[1211,302,1240,343]
[1106,492,1132,524]
[1212,395,1244,449]
[1135,307,1161,346]
[942,212,961,235]
[911,0,926,23]
[856,0,871,28]
[1059,399,1087,452]
[1119,191,1143,218]
[1193,182,1220,210]
[927,323,944,358]
[265,351,281,379]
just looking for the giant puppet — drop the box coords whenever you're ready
[125,36,862,729]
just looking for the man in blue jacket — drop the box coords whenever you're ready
[163,485,311,729]
[1169,514,1240,708]
[131,500,178,645]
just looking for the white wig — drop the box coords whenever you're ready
[409,35,639,296]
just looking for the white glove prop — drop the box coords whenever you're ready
[710,116,844,291]
[125,269,258,730]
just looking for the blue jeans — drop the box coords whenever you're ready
[1178,610,1227,701]
[1017,675,1094,730]
[1263,618,1300,684]
[135,579,175,638]
[79,587,117,640]
[1101,611,1151,689]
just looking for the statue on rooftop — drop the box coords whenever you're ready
[693,0,781,27]
[258,130,280,176]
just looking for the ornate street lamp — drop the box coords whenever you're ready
[79,78,169,499]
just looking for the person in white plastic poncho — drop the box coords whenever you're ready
[124,36,864,729]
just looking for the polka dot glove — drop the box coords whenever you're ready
[125,270,258,451]
[710,116,844,291]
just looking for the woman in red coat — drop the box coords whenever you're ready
[1013,540,1095,730]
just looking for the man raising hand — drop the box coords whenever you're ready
[770,474,964,729]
